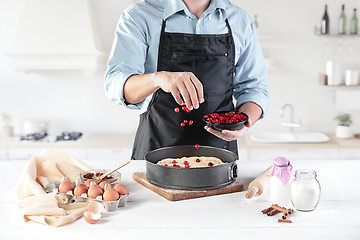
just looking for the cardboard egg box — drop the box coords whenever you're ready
[44,181,129,212]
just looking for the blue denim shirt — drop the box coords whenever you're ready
[104,0,269,115]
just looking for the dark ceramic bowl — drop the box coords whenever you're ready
[203,111,248,131]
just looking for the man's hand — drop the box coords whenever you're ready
[205,102,263,141]
[154,71,204,110]
[205,125,248,141]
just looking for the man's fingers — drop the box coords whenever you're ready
[170,87,184,106]
[205,126,235,141]
[222,126,248,137]
[182,75,200,109]
[177,82,193,110]
[188,72,204,103]
[205,125,248,141]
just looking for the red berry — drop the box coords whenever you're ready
[208,162,213,166]
[173,164,177,167]
[185,165,190,168]
[164,164,168,166]
[183,120,188,124]
[182,106,187,111]
[184,161,188,165]
[180,122,185,127]
[174,107,180,112]
[196,158,200,162]
[204,111,247,125]
[189,120,193,125]
[195,144,200,149]
[172,160,177,164]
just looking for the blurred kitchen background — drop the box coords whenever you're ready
[0,0,359,161]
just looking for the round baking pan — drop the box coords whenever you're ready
[145,145,238,190]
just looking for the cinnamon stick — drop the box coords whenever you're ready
[267,209,280,216]
[271,204,293,215]
[261,206,273,214]
[278,219,292,223]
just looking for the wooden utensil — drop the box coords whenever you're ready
[94,160,131,182]
[245,165,272,199]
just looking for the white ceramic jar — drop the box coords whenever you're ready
[291,170,321,212]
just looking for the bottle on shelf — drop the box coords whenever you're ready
[321,4,330,34]
[254,14,259,29]
[350,8,358,34]
[338,4,347,34]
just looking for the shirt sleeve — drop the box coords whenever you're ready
[104,9,148,110]
[233,22,269,118]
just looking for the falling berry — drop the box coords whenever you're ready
[182,106,187,111]
[208,162,213,166]
[183,120,188,124]
[189,120,193,125]
[196,158,200,163]
[180,123,185,127]
[195,144,200,149]
[174,107,180,112]
[186,109,191,113]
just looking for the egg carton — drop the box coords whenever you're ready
[44,182,129,212]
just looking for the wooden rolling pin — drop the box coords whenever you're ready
[245,166,273,199]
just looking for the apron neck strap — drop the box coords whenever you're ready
[225,19,232,35]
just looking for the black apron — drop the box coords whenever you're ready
[131,18,237,160]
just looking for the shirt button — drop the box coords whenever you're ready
[186,16,190,19]
[208,16,212,21]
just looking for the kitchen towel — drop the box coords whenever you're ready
[16,150,92,227]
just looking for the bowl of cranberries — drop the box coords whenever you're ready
[203,111,248,131]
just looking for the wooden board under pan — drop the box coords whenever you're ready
[132,171,243,201]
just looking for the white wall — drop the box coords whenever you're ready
[0,0,359,135]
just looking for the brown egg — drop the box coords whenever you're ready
[84,211,101,224]
[103,187,120,201]
[87,182,103,199]
[86,201,104,214]
[99,181,111,190]
[85,179,96,188]
[59,180,75,193]
[114,184,128,195]
[74,184,88,196]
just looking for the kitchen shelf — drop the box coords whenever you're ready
[321,85,360,90]
[314,26,360,38]
[315,33,360,38]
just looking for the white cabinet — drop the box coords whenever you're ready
[242,148,339,161]
[0,149,7,160]
[6,148,132,161]
[56,148,88,161]
[338,148,360,160]
[87,148,132,161]
[7,148,43,160]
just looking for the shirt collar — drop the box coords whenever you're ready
[163,0,230,20]
[163,0,187,20]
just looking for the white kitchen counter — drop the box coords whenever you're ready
[1,159,359,240]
